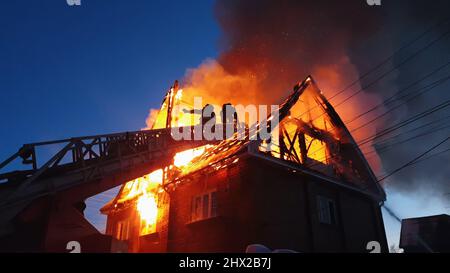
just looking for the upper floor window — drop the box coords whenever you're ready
[116,220,130,241]
[191,190,218,222]
[317,196,337,225]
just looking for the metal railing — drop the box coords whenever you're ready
[0,127,217,208]
[0,128,170,179]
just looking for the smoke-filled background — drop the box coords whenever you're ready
[352,1,450,191]
[357,0,450,249]
[148,0,450,249]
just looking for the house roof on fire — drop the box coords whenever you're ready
[168,76,385,199]
[102,76,386,213]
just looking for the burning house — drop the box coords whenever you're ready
[101,77,388,253]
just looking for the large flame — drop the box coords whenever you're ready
[174,145,214,168]
[118,143,212,236]
[120,169,163,235]
[135,64,385,236]
[137,193,158,235]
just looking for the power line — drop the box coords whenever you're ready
[358,99,450,146]
[362,123,450,157]
[345,61,450,125]
[293,98,450,168]
[331,121,450,175]
[349,73,450,133]
[335,28,450,107]
[366,114,450,147]
[280,29,450,141]
[335,27,450,109]
[292,25,450,127]
[304,121,450,175]
[265,19,450,188]
[283,62,450,151]
[378,136,450,182]
[284,68,450,152]
[371,140,450,187]
[407,147,450,166]
[325,17,450,103]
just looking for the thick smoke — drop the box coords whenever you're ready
[213,0,383,102]
[350,0,450,199]
[182,0,388,171]
[216,0,380,98]
[208,0,450,201]
[145,0,450,206]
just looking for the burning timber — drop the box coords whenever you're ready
[100,76,388,253]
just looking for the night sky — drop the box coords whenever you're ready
[1,0,449,250]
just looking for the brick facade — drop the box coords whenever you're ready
[105,154,388,253]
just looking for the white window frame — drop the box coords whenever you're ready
[191,190,218,222]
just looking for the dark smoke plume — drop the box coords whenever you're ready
[212,0,450,201]
[214,0,383,102]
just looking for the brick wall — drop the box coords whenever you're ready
[166,155,388,253]
[106,154,388,253]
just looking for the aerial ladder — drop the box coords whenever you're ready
[0,126,213,252]
[0,81,219,251]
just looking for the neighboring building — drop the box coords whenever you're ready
[400,214,450,253]
[101,77,389,253]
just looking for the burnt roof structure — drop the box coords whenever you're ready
[164,76,385,201]
[104,75,386,214]
[101,76,389,253]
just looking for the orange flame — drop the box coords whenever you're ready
[174,145,214,168]
[135,60,385,234]
[118,144,213,236]
[137,193,158,235]
[120,169,163,235]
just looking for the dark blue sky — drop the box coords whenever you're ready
[0,0,219,160]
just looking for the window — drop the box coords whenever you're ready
[317,196,337,225]
[116,220,130,241]
[191,191,218,222]
[210,191,218,217]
